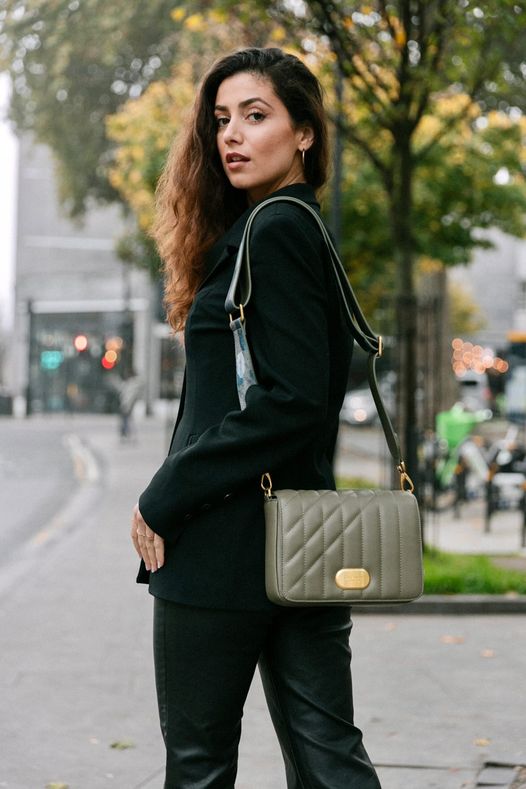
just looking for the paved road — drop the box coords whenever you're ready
[0,415,525,789]
[0,417,78,567]
[336,423,393,486]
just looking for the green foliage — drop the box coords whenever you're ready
[423,547,526,595]
[335,476,379,489]
[0,0,182,216]
[115,231,161,278]
[2,0,526,297]
[102,10,277,272]
[332,100,526,325]
[448,282,486,336]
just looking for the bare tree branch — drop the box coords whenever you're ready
[307,0,393,111]
[414,16,505,161]
[331,111,392,183]
[413,96,474,162]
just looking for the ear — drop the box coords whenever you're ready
[297,125,315,151]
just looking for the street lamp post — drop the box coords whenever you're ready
[26,298,34,417]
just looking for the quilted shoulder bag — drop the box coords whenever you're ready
[224,195,423,606]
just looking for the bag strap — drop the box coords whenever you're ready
[224,195,413,491]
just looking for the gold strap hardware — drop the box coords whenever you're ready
[377,335,383,357]
[397,460,415,493]
[261,472,273,498]
[229,303,245,325]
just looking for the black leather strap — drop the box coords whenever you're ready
[224,195,403,469]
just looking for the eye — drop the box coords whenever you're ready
[247,111,266,122]
[215,116,230,128]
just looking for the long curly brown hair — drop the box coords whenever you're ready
[153,47,330,331]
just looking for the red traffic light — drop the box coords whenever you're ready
[101,350,118,370]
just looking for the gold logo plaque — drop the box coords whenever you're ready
[335,568,371,590]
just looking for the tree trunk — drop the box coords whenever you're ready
[390,133,419,489]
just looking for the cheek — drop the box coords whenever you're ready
[254,126,297,159]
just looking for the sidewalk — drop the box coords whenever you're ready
[337,423,526,558]
[425,497,526,556]
[1,414,525,789]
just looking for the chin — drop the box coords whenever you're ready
[227,176,255,191]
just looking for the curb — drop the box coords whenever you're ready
[476,762,525,789]
[353,594,526,614]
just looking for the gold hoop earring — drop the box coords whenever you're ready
[301,149,305,167]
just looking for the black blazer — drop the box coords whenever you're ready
[137,183,352,610]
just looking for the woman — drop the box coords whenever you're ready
[132,47,381,789]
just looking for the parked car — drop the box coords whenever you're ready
[340,388,376,425]
[457,371,491,413]
[340,373,395,426]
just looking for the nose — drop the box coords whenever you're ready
[222,116,243,145]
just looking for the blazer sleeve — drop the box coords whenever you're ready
[138,206,331,539]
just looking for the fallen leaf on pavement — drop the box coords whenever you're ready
[473,738,491,746]
[45,784,69,789]
[110,740,136,750]
[440,635,465,644]
[481,649,495,658]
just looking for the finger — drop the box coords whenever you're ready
[134,507,163,573]
[130,507,143,559]
[153,534,165,569]
[143,525,159,572]
[133,506,152,569]
[137,530,152,571]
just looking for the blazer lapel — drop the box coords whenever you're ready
[197,184,321,291]
[198,207,253,291]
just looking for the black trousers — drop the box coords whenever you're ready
[153,598,381,789]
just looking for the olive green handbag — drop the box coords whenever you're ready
[225,196,423,606]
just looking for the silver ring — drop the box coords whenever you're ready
[137,532,146,537]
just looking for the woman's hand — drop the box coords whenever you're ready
[131,504,165,572]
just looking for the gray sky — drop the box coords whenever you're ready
[0,74,18,331]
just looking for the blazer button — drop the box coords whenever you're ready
[184,513,192,521]
[201,503,211,511]
[223,493,232,501]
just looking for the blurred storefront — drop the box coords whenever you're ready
[11,137,182,415]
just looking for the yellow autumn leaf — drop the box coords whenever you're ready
[209,9,228,24]
[110,740,136,750]
[271,25,287,42]
[171,8,186,22]
[184,13,205,33]
[395,29,406,47]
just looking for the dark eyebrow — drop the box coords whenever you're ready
[214,96,273,112]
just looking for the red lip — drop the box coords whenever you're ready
[226,152,250,163]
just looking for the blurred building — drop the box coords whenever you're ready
[10,136,182,415]
[448,230,526,417]
[449,229,526,349]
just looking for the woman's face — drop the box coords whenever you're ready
[214,71,313,204]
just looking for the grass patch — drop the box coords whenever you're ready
[423,547,526,595]
[336,476,379,490]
